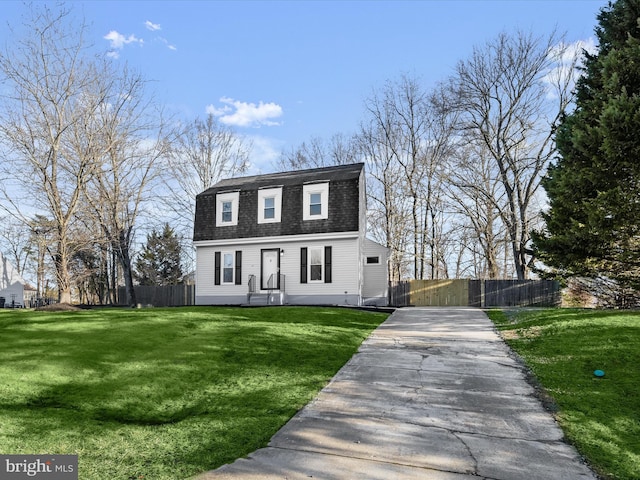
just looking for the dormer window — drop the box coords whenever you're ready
[309,193,322,216]
[303,182,329,221]
[264,197,275,219]
[216,191,239,226]
[258,187,282,224]
[222,201,233,222]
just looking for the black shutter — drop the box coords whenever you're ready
[214,251,221,285]
[324,246,332,283]
[300,247,308,284]
[235,251,242,285]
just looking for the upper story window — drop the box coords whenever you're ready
[264,197,275,219]
[216,191,239,227]
[303,182,329,221]
[258,187,282,224]
[309,193,322,216]
[222,202,233,222]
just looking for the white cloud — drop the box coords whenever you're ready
[145,20,161,31]
[158,37,177,51]
[205,104,231,116]
[244,135,285,173]
[551,37,597,68]
[206,97,283,128]
[104,30,143,49]
[543,37,597,99]
[104,30,143,58]
[104,22,176,58]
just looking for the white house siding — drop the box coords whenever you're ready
[362,238,389,306]
[0,252,25,307]
[195,234,362,305]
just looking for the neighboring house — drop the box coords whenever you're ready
[193,163,389,306]
[23,284,37,308]
[180,271,196,286]
[0,252,25,307]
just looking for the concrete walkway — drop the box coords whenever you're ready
[196,307,598,480]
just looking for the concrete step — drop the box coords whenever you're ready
[247,292,286,306]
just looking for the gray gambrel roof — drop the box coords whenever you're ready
[197,162,364,196]
[193,162,365,242]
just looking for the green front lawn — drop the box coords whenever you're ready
[0,306,388,479]
[488,308,640,480]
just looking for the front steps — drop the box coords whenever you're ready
[246,292,286,306]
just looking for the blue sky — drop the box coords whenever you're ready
[2,1,606,172]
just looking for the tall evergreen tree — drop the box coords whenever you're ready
[534,0,640,291]
[134,224,183,286]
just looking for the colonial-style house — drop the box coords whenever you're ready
[193,163,389,306]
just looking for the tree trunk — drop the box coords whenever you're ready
[121,257,137,307]
[54,248,72,303]
[412,193,419,280]
[117,229,137,307]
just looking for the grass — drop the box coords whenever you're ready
[0,306,388,479]
[487,308,640,480]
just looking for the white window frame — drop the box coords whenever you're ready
[257,187,282,224]
[308,246,324,283]
[222,251,235,284]
[221,201,233,222]
[216,191,239,227]
[303,182,329,221]
[309,193,322,216]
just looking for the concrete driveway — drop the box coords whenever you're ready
[196,307,598,480]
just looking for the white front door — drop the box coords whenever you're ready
[261,249,280,290]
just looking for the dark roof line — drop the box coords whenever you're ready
[197,162,364,196]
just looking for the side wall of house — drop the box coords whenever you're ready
[0,253,25,307]
[0,283,24,307]
[195,236,361,305]
[362,238,389,306]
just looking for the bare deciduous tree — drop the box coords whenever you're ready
[83,70,172,307]
[449,30,578,279]
[0,221,33,278]
[0,5,109,302]
[360,74,456,281]
[446,143,506,279]
[28,215,56,300]
[276,133,359,171]
[358,122,411,283]
[164,113,250,272]
[0,5,172,306]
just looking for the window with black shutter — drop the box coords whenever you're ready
[235,251,242,285]
[324,246,332,283]
[214,251,221,285]
[300,247,308,284]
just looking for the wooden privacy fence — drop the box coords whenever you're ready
[472,280,561,307]
[390,280,411,308]
[392,279,560,307]
[410,280,469,307]
[117,285,195,307]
